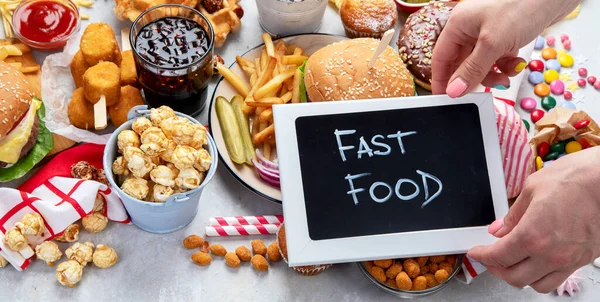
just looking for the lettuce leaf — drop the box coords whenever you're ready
[299,60,308,103]
[0,99,54,182]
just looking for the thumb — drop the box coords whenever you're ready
[490,191,533,238]
[446,39,501,98]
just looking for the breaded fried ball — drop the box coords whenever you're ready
[235,246,252,262]
[430,255,446,264]
[68,88,95,130]
[191,252,212,266]
[446,255,457,267]
[374,259,393,269]
[267,242,281,262]
[225,252,241,268]
[369,266,386,283]
[83,62,121,106]
[385,263,403,279]
[251,240,267,256]
[395,272,412,290]
[183,235,204,249]
[424,273,438,288]
[70,50,89,88]
[209,244,227,256]
[411,276,427,291]
[109,85,145,127]
[403,259,420,278]
[80,23,120,66]
[385,278,398,289]
[439,261,453,275]
[435,269,449,283]
[251,255,269,271]
[416,256,429,267]
[420,265,430,275]
[120,50,138,87]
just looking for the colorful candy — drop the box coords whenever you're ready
[558,53,574,67]
[561,101,576,109]
[544,70,559,83]
[549,142,565,154]
[535,156,543,171]
[588,76,597,84]
[563,39,572,50]
[545,36,556,46]
[542,48,557,60]
[565,141,583,154]
[528,71,544,85]
[550,80,565,95]
[534,83,551,97]
[560,34,569,43]
[564,91,573,100]
[523,119,530,132]
[577,138,591,149]
[531,109,545,123]
[595,81,600,90]
[541,96,556,111]
[520,97,537,111]
[544,152,560,161]
[528,60,545,72]
[578,68,588,77]
[535,36,545,50]
[546,59,561,71]
[538,142,550,158]
[574,119,590,129]
[577,79,587,87]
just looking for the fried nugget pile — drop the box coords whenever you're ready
[69,22,144,130]
[113,0,243,48]
[364,255,458,291]
[112,106,212,202]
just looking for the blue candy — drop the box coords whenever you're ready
[535,36,545,50]
[528,71,544,85]
[546,59,561,71]
[561,101,576,109]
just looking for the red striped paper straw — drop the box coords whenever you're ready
[209,215,284,226]
[205,224,279,237]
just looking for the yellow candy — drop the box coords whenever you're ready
[542,48,557,60]
[544,70,559,84]
[558,53,574,67]
[565,141,582,154]
[535,156,543,171]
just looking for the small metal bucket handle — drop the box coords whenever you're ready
[128,105,151,120]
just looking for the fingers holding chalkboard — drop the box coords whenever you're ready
[491,190,533,238]
[468,231,529,270]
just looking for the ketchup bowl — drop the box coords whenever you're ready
[12,0,81,50]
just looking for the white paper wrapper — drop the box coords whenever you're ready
[41,28,113,144]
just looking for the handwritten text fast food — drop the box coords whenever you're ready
[335,129,443,208]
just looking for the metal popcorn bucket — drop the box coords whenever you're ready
[103,105,218,234]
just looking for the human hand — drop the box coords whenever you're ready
[468,147,600,293]
[432,0,580,97]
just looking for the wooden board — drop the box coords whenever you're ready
[1,43,76,156]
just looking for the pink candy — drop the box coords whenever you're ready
[578,79,587,87]
[564,91,573,100]
[595,81,600,90]
[589,76,597,85]
[520,97,537,111]
[550,80,565,95]
[560,34,570,43]
[578,68,588,77]
[563,40,572,50]
[546,36,556,46]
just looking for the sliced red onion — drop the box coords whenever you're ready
[256,149,279,170]
[258,172,280,187]
[252,158,280,181]
[251,158,279,175]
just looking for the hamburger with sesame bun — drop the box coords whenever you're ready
[301,38,415,102]
[0,61,53,182]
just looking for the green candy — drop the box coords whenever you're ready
[560,137,576,144]
[544,151,560,161]
[549,142,565,154]
[523,119,530,132]
[541,96,557,111]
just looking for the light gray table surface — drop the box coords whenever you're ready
[1,1,600,301]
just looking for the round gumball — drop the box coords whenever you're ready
[574,119,590,129]
[564,91,573,100]
[531,109,545,123]
[588,76,597,85]
[534,83,551,97]
[550,80,565,95]
[577,79,587,87]
[528,60,545,72]
[579,68,588,77]
[520,97,537,111]
[558,53,574,67]
[542,48,557,60]
[541,96,557,111]
[528,72,544,85]
[544,70,559,83]
[561,101,576,109]
[546,59,561,71]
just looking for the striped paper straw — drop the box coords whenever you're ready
[209,215,284,226]
[205,224,279,237]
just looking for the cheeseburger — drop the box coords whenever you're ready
[0,61,53,181]
[302,38,415,102]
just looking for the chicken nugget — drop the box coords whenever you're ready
[430,255,446,263]
[420,265,430,275]
[191,252,212,266]
[83,62,121,106]
[68,88,95,130]
[424,273,438,288]
[403,259,420,278]
[369,266,386,283]
[435,269,449,283]
[385,263,403,279]
[235,246,251,262]
[416,256,429,267]
[267,242,281,262]
[411,276,427,291]
[251,240,267,256]
[439,261,453,275]
[251,255,269,271]
[80,23,120,66]
[385,278,398,289]
[429,263,439,274]
[70,50,89,88]
[446,255,457,267]
[395,272,412,290]
[109,85,145,127]
[120,50,138,86]
[374,259,393,269]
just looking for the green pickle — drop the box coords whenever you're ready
[215,96,246,164]
[231,95,257,165]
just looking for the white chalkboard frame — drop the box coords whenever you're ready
[273,93,509,266]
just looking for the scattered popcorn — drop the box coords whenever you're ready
[55,260,83,288]
[0,255,8,268]
[71,161,96,180]
[3,227,28,251]
[66,242,95,266]
[15,213,45,236]
[55,224,80,243]
[92,244,118,269]
[82,212,108,233]
[35,241,62,266]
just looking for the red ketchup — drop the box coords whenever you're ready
[14,0,78,48]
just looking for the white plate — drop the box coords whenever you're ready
[208,34,348,203]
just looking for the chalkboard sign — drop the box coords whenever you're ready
[274,93,509,266]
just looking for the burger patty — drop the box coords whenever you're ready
[0,116,39,168]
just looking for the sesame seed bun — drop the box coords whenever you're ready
[304,38,415,102]
[0,61,35,140]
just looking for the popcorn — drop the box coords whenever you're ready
[117,130,141,154]
[124,146,156,178]
[15,213,45,236]
[171,146,199,170]
[71,161,96,180]
[140,127,168,156]
[150,106,175,126]
[150,165,177,187]
[112,156,129,176]
[121,177,150,200]
[55,260,83,288]
[93,169,109,186]
[82,212,108,233]
[194,148,212,172]
[93,194,105,213]
[190,124,208,150]
[160,140,178,163]
[55,224,80,243]
[152,184,175,202]
[35,241,62,266]
[160,117,197,147]
[0,255,7,268]
[175,168,204,190]
[92,244,118,269]
[65,242,95,266]
[132,117,153,135]
[3,227,28,251]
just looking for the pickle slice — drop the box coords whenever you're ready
[231,95,257,165]
[215,96,246,164]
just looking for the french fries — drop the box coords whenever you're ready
[217,35,310,161]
